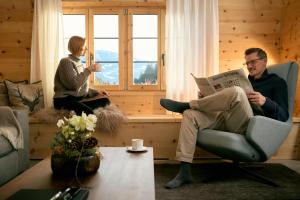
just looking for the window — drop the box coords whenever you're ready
[129,11,159,90]
[94,15,119,86]
[62,14,86,66]
[62,5,165,91]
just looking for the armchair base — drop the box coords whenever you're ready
[201,161,279,187]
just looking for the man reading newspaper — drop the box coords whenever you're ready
[160,48,289,189]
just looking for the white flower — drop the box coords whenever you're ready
[56,112,97,135]
[87,114,97,124]
[69,115,86,132]
[56,119,64,128]
[82,113,97,131]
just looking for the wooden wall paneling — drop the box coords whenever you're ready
[0,33,32,48]
[280,0,300,117]
[220,10,281,22]
[62,1,166,8]
[220,0,285,10]
[219,22,281,34]
[219,0,258,10]
[219,0,283,83]
[0,9,33,22]
[272,120,300,159]
[109,91,165,115]
[0,21,32,34]
[29,117,300,160]
[0,0,33,10]
[0,59,30,81]
[0,0,33,81]
[253,0,286,9]
[0,47,31,59]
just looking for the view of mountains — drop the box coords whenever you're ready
[92,50,157,85]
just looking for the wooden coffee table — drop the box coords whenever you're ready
[0,147,155,200]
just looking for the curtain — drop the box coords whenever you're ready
[165,0,219,101]
[30,0,64,107]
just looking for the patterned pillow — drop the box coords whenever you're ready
[4,80,44,113]
[0,80,28,106]
[0,82,9,106]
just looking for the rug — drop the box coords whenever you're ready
[155,163,300,200]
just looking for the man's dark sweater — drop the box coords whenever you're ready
[248,69,289,122]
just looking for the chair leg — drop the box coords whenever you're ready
[200,162,279,187]
[238,166,279,187]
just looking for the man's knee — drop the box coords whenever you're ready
[182,109,203,124]
[225,86,247,100]
[182,109,196,121]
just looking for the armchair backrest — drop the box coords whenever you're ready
[267,62,299,122]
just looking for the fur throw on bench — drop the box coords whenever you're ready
[31,104,127,133]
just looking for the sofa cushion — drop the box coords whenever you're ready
[5,80,44,114]
[0,135,14,158]
[0,82,9,106]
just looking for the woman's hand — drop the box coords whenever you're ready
[246,91,266,106]
[87,63,102,72]
[99,90,109,96]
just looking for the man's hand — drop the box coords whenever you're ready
[198,91,205,99]
[246,91,266,106]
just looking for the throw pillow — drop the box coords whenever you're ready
[0,80,28,106]
[4,80,44,113]
[0,82,9,106]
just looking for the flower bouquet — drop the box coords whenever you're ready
[50,112,100,176]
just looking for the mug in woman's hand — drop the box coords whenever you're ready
[94,63,102,72]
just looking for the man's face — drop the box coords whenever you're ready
[245,52,267,79]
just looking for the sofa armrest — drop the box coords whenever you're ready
[12,109,30,171]
[245,116,291,161]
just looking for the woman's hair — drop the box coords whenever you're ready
[68,36,85,55]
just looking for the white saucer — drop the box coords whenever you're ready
[126,146,148,152]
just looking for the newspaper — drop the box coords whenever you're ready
[191,68,263,113]
[191,68,253,96]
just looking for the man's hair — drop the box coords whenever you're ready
[68,36,85,55]
[244,48,267,59]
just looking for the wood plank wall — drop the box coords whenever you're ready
[0,0,33,81]
[219,0,283,72]
[0,0,299,116]
[280,0,300,116]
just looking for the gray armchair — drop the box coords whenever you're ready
[0,108,29,186]
[196,62,298,186]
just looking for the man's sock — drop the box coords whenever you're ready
[160,99,190,113]
[165,162,193,189]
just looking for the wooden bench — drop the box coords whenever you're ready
[29,115,300,161]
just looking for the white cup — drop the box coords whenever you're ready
[94,63,102,72]
[132,139,143,151]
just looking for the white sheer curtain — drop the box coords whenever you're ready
[165,0,219,101]
[30,0,64,107]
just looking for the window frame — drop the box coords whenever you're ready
[90,8,125,91]
[127,8,163,90]
[62,3,165,92]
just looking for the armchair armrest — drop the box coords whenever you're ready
[245,116,291,161]
[12,109,30,170]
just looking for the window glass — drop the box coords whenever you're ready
[94,15,119,85]
[63,15,86,64]
[132,15,158,85]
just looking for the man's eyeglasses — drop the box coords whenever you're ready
[243,58,263,66]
